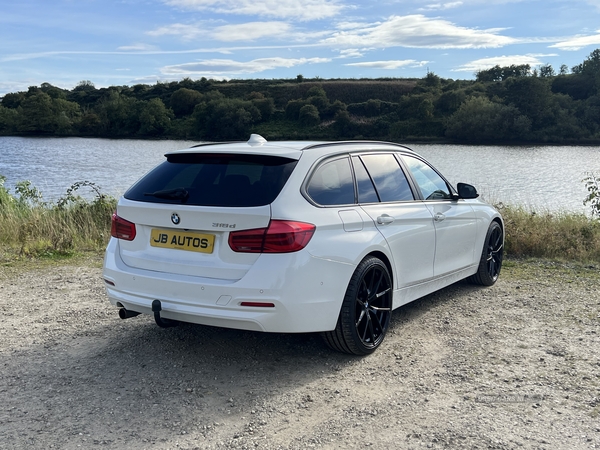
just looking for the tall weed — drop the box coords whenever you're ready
[0,177,116,258]
[499,204,600,262]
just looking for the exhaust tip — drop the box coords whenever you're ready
[119,308,140,319]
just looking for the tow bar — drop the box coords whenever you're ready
[151,300,179,328]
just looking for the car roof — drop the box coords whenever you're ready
[166,134,417,160]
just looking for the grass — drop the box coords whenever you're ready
[498,203,600,263]
[0,177,116,262]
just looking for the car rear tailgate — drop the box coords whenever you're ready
[116,198,271,280]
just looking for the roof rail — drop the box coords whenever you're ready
[302,140,413,152]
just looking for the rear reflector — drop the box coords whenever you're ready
[240,302,275,308]
[229,220,315,253]
[111,213,137,241]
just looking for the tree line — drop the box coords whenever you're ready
[1,49,600,144]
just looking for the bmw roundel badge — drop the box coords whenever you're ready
[171,213,180,225]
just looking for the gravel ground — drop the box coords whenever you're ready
[0,258,599,450]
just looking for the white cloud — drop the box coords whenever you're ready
[419,2,463,11]
[454,54,548,73]
[212,22,292,41]
[345,60,428,69]
[335,21,371,31]
[117,44,160,51]
[550,31,600,51]
[322,15,516,49]
[147,23,207,41]
[148,20,328,43]
[163,0,343,21]
[161,57,330,75]
[337,48,365,58]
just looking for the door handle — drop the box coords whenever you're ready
[377,214,395,225]
[434,212,445,222]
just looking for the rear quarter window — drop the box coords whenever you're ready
[306,157,355,205]
[124,153,298,207]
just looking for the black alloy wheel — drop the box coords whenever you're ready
[323,256,393,355]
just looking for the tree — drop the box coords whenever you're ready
[445,96,531,141]
[476,64,531,82]
[299,104,320,126]
[423,71,441,89]
[1,92,25,109]
[436,90,466,114]
[305,85,330,114]
[333,110,353,137]
[170,88,203,117]
[502,76,553,129]
[18,91,56,133]
[94,90,141,136]
[139,98,172,136]
[417,99,434,120]
[0,105,18,133]
[53,98,81,134]
[581,49,600,75]
[193,98,260,140]
[476,65,503,82]
[251,97,275,121]
[285,99,307,120]
[539,64,555,78]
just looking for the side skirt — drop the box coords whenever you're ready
[392,265,478,310]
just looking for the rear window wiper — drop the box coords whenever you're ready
[144,187,189,201]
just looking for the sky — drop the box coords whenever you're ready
[1,0,600,96]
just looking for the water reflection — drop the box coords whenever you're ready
[0,137,597,213]
[412,144,598,213]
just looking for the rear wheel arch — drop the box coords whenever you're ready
[322,254,394,355]
[365,250,394,288]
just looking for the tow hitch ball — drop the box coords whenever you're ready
[152,300,179,328]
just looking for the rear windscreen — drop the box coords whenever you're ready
[124,153,298,207]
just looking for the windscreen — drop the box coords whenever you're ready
[124,153,298,207]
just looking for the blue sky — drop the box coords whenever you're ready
[1,0,600,96]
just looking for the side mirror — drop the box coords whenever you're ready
[457,182,479,199]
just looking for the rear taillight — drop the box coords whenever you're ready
[229,220,315,253]
[111,213,136,241]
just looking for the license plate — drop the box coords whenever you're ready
[150,229,215,253]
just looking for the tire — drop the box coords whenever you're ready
[323,256,392,355]
[469,221,504,286]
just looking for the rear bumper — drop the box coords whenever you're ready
[102,239,354,333]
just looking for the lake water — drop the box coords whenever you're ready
[0,136,598,213]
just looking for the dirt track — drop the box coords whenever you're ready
[1,258,599,449]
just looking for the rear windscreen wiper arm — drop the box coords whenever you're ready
[144,187,189,201]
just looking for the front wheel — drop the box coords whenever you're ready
[469,221,504,286]
[323,256,392,355]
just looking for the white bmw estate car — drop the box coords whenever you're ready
[103,135,503,355]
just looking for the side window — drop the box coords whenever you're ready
[352,156,379,203]
[307,157,355,205]
[360,154,414,202]
[403,155,452,200]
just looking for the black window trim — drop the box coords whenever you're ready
[303,150,429,207]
